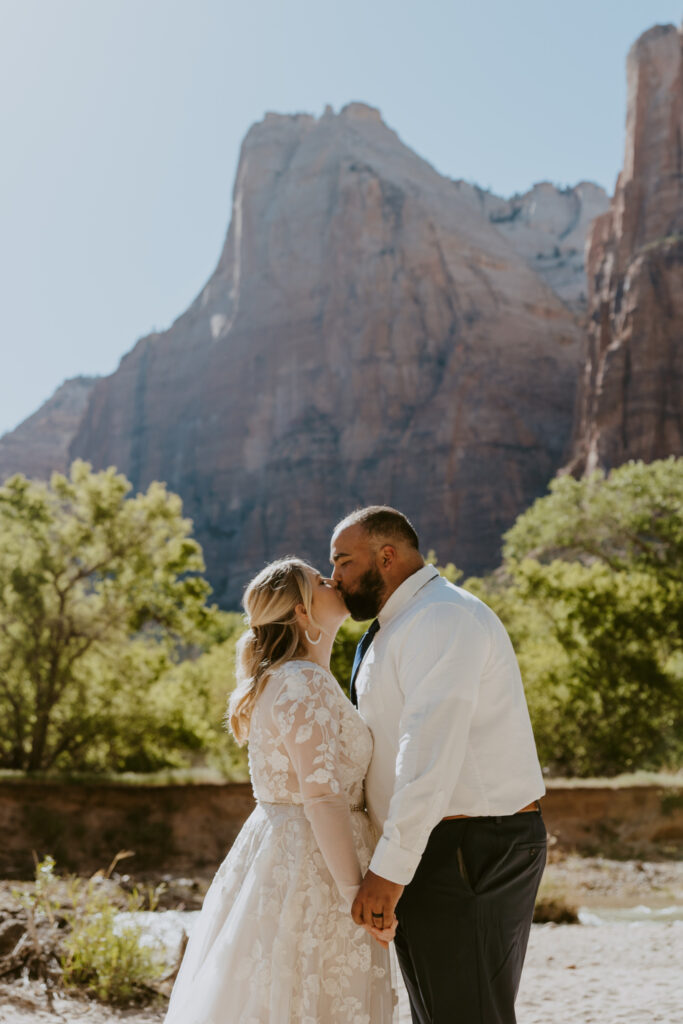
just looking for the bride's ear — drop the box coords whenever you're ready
[294,601,308,625]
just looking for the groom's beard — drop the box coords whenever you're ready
[340,566,385,621]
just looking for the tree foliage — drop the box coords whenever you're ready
[0,461,225,772]
[469,458,683,777]
[158,612,248,778]
[503,456,683,580]
[3,457,680,781]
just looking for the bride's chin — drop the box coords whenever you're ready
[331,613,349,633]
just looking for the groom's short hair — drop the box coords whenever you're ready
[335,506,420,550]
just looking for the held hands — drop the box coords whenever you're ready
[351,869,404,948]
[365,916,398,949]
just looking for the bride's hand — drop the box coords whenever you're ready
[366,914,398,948]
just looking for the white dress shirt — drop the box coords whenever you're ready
[357,565,545,885]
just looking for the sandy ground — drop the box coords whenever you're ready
[1,858,682,1023]
[514,922,683,1024]
[1,920,682,1024]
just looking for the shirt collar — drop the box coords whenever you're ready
[377,564,440,628]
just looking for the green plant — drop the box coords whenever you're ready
[61,878,166,1004]
[12,854,167,1005]
[10,854,64,990]
[465,458,683,777]
[0,460,226,773]
[330,618,367,695]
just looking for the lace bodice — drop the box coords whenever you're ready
[249,659,372,808]
[246,660,374,910]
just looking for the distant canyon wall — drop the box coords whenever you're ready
[2,105,592,604]
[0,376,97,483]
[568,24,683,474]
[2,23,682,605]
[72,104,590,603]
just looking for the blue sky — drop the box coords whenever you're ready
[1,0,680,436]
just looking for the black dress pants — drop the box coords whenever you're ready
[394,807,547,1024]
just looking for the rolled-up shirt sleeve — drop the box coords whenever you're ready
[369,603,490,884]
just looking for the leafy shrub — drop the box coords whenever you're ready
[12,855,166,1005]
[533,877,579,924]
[61,878,166,1004]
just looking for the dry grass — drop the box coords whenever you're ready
[533,876,580,924]
[543,770,683,789]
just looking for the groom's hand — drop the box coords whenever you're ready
[351,869,404,933]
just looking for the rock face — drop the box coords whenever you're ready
[568,24,683,475]
[67,103,584,605]
[454,180,609,313]
[0,376,98,483]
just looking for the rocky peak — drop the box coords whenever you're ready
[617,23,683,251]
[567,23,683,475]
[453,179,610,313]
[0,376,98,483]
[67,103,584,605]
[339,101,385,123]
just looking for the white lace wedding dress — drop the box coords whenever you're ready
[164,659,395,1024]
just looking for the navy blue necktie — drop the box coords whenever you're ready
[350,619,380,707]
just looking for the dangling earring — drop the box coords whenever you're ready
[305,628,322,646]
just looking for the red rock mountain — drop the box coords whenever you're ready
[568,24,683,474]
[0,376,97,482]
[453,180,608,314]
[56,103,582,604]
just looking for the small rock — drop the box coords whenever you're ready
[0,917,26,955]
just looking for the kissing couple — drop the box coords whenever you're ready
[164,506,547,1024]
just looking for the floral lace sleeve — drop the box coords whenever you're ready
[273,664,363,910]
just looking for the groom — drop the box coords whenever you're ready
[330,506,546,1024]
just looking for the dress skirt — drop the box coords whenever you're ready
[163,802,395,1024]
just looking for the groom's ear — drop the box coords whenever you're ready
[378,544,397,570]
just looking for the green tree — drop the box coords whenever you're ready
[0,461,222,772]
[157,610,249,778]
[507,560,682,775]
[425,549,463,586]
[503,457,683,582]
[469,458,683,776]
[330,619,367,696]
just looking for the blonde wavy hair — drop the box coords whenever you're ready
[227,557,322,745]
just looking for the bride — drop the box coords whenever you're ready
[163,557,397,1023]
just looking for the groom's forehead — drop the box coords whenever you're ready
[330,524,367,560]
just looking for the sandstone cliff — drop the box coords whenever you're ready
[2,172,600,493]
[568,24,683,474]
[65,103,584,605]
[454,180,609,313]
[0,376,97,483]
